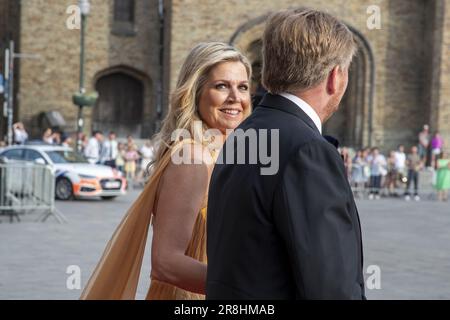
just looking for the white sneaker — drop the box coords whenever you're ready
[405,195,411,201]
[369,194,374,200]
[375,195,381,200]
[414,195,420,201]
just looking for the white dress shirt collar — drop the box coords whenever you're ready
[279,92,322,134]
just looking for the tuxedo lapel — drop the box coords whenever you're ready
[258,93,341,151]
[258,93,321,135]
[323,135,340,149]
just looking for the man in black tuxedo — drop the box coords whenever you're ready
[206,8,365,299]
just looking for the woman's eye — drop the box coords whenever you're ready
[239,85,249,91]
[215,83,227,89]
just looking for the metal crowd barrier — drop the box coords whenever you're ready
[349,168,444,200]
[0,162,67,223]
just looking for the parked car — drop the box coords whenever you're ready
[0,145,127,200]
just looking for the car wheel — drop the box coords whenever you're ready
[55,178,73,200]
[101,196,117,200]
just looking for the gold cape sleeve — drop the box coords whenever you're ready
[79,139,195,300]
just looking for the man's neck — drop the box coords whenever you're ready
[281,92,323,134]
[289,88,328,123]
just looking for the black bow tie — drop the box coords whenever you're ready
[323,135,340,149]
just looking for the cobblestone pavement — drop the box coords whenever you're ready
[0,189,449,300]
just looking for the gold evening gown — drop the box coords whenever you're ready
[79,139,211,300]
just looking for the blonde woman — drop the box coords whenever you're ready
[80,42,251,300]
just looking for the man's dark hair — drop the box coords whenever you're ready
[93,130,103,136]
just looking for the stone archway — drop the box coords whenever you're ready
[230,15,375,149]
[93,66,153,138]
[246,39,263,96]
[323,46,366,147]
[230,14,268,94]
[323,26,376,149]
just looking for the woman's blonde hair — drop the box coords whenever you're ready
[150,42,252,174]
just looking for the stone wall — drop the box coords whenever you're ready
[167,0,442,152]
[6,0,450,151]
[0,0,21,139]
[16,0,160,139]
[437,1,450,154]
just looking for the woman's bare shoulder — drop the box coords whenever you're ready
[158,143,211,191]
[152,144,211,217]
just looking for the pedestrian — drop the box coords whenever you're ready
[435,152,450,202]
[115,142,126,175]
[340,146,352,181]
[75,132,87,153]
[80,42,252,299]
[418,124,430,164]
[42,128,54,144]
[394,144,407,192]
[81,133,89,153]
[431,131,443,169]
[126,135,137,151]
[136,139,155,184]
[52,131,62,145]
[385,150,397,196]
[368,147,387,200]
[207,8,365,299]
[13,122,28,145]
[362,147,371,191]
[62,135,74,148]
[101,131,118,168]
[404,145,423,201]
[351,149,367,198]
[124,143,139,188]
[84,131,104,164]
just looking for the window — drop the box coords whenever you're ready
[2,149,25,161]
[112,0,136,36]
[24,150,47,164]
[114,0,135,23]
[45,151,88,164]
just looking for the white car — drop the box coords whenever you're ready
[0,144,127,200]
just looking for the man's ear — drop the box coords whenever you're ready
[326,66,340,95]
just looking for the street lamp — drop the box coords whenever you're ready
[73,0,98,153]
[79,0,90,15]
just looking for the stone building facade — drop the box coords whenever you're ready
[1,0,449,152]
[0,0,21,138]
[1,0,162,139]
[166,0,450,152]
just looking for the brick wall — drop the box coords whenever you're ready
[16,0,160,139]
[167,0,445,152]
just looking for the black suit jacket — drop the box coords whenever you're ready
[206,93,365,299]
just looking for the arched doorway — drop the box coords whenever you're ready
[246,39,263,96]
[230,15,375,149]
[322,48,366,147]
[93,71,144,137]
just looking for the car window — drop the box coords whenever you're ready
[24,149,46,163]
[2,149,25,160]
[45,150,88,164]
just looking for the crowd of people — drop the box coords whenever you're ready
[340,124,450,202]
[80,131,156,187]
[9,122,156,188]
[5,121,450,201]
